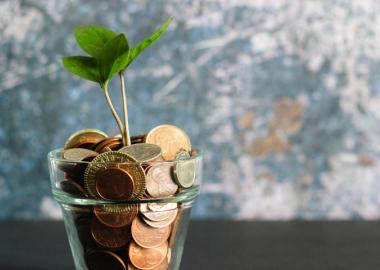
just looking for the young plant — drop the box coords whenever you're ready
[62,18,172,146]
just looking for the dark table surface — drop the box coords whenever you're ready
[0,220,379,270]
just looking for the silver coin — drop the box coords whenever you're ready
[119,143,162,162]
[173,151,196,188]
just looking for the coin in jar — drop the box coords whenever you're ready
[94,204,138,228]
[145,125,191,160]
[64,129,108,150]
[95,167,135,200]
[142,211,177,229]
[129,241,168,270]
[59,180,87,197]
[173,151,196,188]
[131,217,170,249]
[140,203,178,222]
[91,218,131,249]
[146,163,178,198]
[119,143,162,162]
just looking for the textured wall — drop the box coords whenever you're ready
[1,0,380,219]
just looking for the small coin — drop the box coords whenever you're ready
[147,203,177,212]
[94,204,138,228]
[91,218,131,249]
[142,211,178,229]
[131,217,170,249]
[95,167,135,200]
[84,151,146,199]
[128,259,168,270]
[72,137,102,149]
[173,151,196,188]
[146,163,178,198]
[59,180,86,197]
[129,241,168,270]
[86,250,126,270]
[145,125,191,160]
[119,143,162,162]
[140,203,178,222]
[64,129,108,150]
[94,137,123,153]
[62,148,98,162]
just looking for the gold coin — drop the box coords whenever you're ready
[64,129,108,150]
[84,151,146,199]
[129,241,168,270]
[119,143,162,162]
[146,163,178,198]
[145,125,191,160]
[173,151,196,188]
[94,204,138,228]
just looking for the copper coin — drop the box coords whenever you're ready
[91,218,131,249]
[146,163,178,198]
[129,241,168,270]
[94,204,138,228]
[128,259,168,270]
[94,137,123,153]
[86,250,126,270]
[131,217,170,249]
[64,129,108,150]
[84,152,146,200]
[145,125,191,160]
[59,180,86,197]
[95,167,135,200]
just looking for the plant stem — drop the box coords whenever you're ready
[119,71,131,146]
[102,83,124,139]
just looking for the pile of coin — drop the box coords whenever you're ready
[58,124,197,270]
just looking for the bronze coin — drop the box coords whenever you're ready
[145,125,191,160]
[94,137,122,153]
[91,218,131,249]
[95,167,135,200]
[86,250,126,270]
[94,204,138,228]
[131,217,170,249]
[129,241,168,270]
[59,180,86,197]
[64,129,108,150]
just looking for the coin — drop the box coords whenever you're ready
[91,218,131,249]
[72,137,102,149]
[59,180,86,197]
[140,203,178,222]
[129,241,168,270]
[95,167,135,200]
[128,259,168,270]
[145,125,191,160]
[119,143,162,162]
[64,129,108,150]
[84,152,146,199]
[60,148,98,180]
[94,204,138,228]
[173,151,196,188]
[146,163,178,198]
[62,148,98,161]
[131,217,170,249]
[94,137,123,153]
[142,211,177,229]
[86,250,126,270]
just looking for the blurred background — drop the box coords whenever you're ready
[1,0,380,220]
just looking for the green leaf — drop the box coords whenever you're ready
[62,56,100,82]
[74,25,117,58]
[124,17,172,69]
[98,33,130,82]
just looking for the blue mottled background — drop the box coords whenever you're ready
[1,0,380,220]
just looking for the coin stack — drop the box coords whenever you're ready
[58,124,197,270]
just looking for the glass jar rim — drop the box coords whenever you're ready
[47,147,203,165]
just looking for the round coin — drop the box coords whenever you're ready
[119,143,162,162]
[131,134,147,144]
[140,203,178,222]
[84,151,146,199]
[129,241,168,270]
[62,148,98,161]
[95,167,135,200]
[173,151,196,188]
[142,211,177,229]
[86,250,126,270]
[146,163,178,198]
[64,129,108,150]
[91,218,131,249]
[94,204,138,228]
[59,180,86,197]
[131,217,170,249]
[94,137,123,153]
[145,125,191,160]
